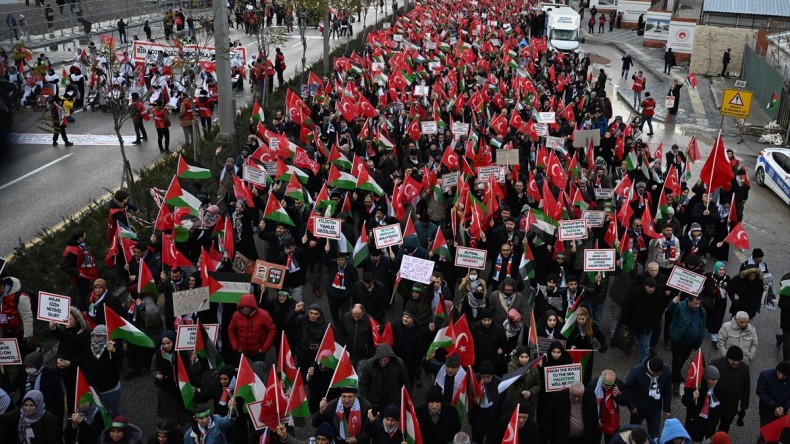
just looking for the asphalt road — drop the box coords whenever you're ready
[0,4,392,258]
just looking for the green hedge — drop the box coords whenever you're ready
[5,11,403,296]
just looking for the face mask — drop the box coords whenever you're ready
[25,368,38,376]
[469,274,478,281]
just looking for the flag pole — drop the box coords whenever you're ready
[74,367,80,413]
[706,131,721,210]
[273,363,281,425]
[103,305,112,359]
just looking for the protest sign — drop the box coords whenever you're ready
[495,149,519,166]
[414,85,430,96]
[583,249,617,272]
[37,292,70,324]
[572,129,600,148]
[535,123,548,136]
[545,136,565,152]
[581,210,606,227]
[667,267,707,296]
[399,255,435,284]
[537,112,556,123]
[452,122,470,135]
[441,172,459,188]
[250,260,287,289]
[593,188,614,200]
[131,41,246,64]
[544,364,582,392]
[175,324,219,351]
[454,247,488,270]
[0,338,21,364]
[313,217,342,240]
[477,166,505,182]
[373,224,403,248]
[243,162,268,186]
[538,337,565,356]
[421,121,438,134]
[172,287,210,317]
[558,220,588,240]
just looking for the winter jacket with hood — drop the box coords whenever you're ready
[623,357,673,417]
[183,413,236,444]
[659,418,690,444]
[716,317,758,363]
[359,344,409,407]
[0,277,34,337]
[228,294,277,355]
[99,423,144,444]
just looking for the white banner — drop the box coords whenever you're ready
[131,41,247,65]
[399,255,435,284]
[667,20,696,54]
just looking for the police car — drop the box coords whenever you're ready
[755,147,790,205]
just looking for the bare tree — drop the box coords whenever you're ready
[292,0,321,85]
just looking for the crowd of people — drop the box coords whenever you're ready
[1,0,789,444]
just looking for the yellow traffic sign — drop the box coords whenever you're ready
[721,89,753,119]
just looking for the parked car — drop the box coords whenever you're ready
[755,147,790,205]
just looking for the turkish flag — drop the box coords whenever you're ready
[451,314,475,367]
[400,175,423,204]
[356,94,377,118]
[723,223,750,250]
[407,118,421,142]
[560,103,575,123]
[441,146,460,171]
[604,219,619,248]
[699,133,735,191]
[339,95,357,122]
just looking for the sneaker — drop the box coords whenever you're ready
[64,141,73,146]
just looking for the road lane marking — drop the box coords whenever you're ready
[0,154,74,191]
[10,133,137,145]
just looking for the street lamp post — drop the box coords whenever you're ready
[213,0,236,140]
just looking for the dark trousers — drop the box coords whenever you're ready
[276,69,284,87]
[156,127,170,151]
[783,328,790,360]
[671,341,695,383]
[630,411,661,440]
[53,124,69,142]
[133,119,147,141]
[721,63,729,77]
[119,29,127,43]
[717,415,734,433]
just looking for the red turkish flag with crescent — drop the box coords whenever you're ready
[441,146,460,171]
[723,222,750,250]
[356,94,377,118]
[502,405,520,444]
[451,314,475,367]
[339,95,357,122]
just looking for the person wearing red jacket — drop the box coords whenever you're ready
[228,293,277,362]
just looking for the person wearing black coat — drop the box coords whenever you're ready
[710,350,750,433]
[729,267,764,319]
[681,366,721,442]
[779,272,790,360]
[63,403,105,444]
[471,309,507,369]
[544,383,600,444]
[264,290,298,346]
[11,350,65,423]
[390,312,427,389]
[287,303,328,370]
[351,274,388,323]
[621,278,666,361]
[491,399,540,444]
[586,371,629,442]
[325,252,359,326]
[358,344,409,408]
[623,356,673,440]
[49,308,90,413]
[359,250,395,296]
[415,386,461,444]
[364,404,403,444]
[469,361,503,444]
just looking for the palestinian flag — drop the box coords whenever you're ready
[618,231,636,274]
[207,272,251,303]
[426,320,454,357]
[104,305,155,347]
[519,243,535,280]
[352,221,370,267]
[329,165,358,190]
[136,260,158,296]
[275,159,309,184]
[780,278,790,298]
[285,173,307,203]
[451,373,468,423]
[285,370,310,418]
[768,91,780,110]
[75,367,110,427]
[194,320,224,370]
[429,228,452,261]
[176,352,195,410]
[567,349,593,377]
[164,176,202,215]
[316,325,344,369]
[328,347,359,389]
[528,208,559,235]
[401,387,423,444]
[117,223,138,239]
[560,296,583,339]
[263,193,295,226]
[177,154,212,180]
[528,310,539,353]
[329,144,353,170]
[338,232,353,254]
[252,100,265,121]
[356,166,384,195]
[234,355,265,413]
[625,150,638,171]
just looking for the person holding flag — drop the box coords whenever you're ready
[150,330,201,425]
[667,293,707,396]
[681,365,721,442]
[363,404,403,444]
[415,386,461,444]
[183,399,238,444]
[312,386,372,444]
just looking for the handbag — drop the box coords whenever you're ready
[610,323,632,351]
